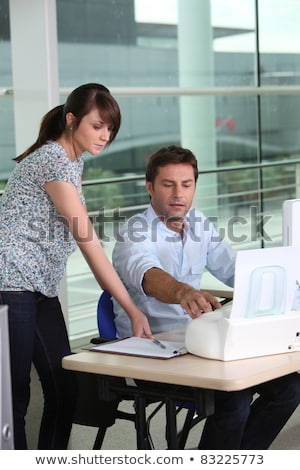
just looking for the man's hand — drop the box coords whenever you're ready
[143,268,221,318]
[178,287,221,319]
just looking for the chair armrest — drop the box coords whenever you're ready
[90,337,114,345]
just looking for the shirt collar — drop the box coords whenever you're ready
[145,205,192,235]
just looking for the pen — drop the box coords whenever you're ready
[152,338,166,349]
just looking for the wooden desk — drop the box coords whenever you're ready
[63,348,300,391]
[63,342,300,449]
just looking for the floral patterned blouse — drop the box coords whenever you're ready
[0,141,84,297]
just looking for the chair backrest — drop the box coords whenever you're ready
[97,290,117,339]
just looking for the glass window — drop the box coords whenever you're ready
[2,0,300,342]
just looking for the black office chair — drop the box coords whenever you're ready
[72,290,164,449]
[94,290,202,449]
[73,371,122,449]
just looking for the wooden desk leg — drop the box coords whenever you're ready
[134,395,152,450]
[165,397,178,449]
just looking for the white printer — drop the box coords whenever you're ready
[185,242,300,361]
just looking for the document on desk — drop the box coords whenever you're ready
[90,337,188,359]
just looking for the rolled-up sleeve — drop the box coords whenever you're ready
[113,230,163,296]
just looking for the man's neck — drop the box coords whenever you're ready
[165,217,184,236]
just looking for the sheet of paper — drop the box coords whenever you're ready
[230,245,300,319]
[90,337,187,359]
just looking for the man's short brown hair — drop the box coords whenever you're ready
[145,145,199,185]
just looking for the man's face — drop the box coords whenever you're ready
[146,163,196,231]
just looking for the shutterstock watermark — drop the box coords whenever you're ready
[22,205,273,244]
[92,205,273,244]
[208,206,272,243]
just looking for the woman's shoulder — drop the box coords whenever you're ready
[31,141,83,170]
[35,141,67,161]
[18,141,65,168]
[42,141,84,168]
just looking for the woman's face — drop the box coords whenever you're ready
[72,107,113,156]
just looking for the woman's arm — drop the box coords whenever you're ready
[43,180,152,337]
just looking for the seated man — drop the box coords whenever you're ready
[112,145,300,449]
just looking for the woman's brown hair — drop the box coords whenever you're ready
[14,83,121,162]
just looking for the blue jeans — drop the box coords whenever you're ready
[0,291,77,450]
[199,372,300,449]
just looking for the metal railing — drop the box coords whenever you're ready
[2,85,300,97]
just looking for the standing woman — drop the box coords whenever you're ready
[0,83,152,449]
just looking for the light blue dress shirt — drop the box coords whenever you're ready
[112,205,236,337]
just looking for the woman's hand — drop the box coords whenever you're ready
[130,311,153,338]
